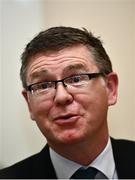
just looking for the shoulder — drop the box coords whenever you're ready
[111,137,135,157]
[0,145,56,179]
[0,153,39,178]
[111,137,135,150]
[111,137,135,178]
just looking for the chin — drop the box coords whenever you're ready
[56,132,87,145]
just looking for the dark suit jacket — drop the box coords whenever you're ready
[0,138,135,179]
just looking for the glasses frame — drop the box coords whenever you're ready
[26,72,105,94]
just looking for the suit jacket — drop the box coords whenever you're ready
[0,138,135,179]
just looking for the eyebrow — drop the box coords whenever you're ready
[63,63,89,75]
[30,69,49,80]
[29,63,89,81]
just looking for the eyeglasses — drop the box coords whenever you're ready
[26,72,104,97]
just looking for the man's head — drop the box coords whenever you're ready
[21,26,118,149]
[20,26,113,89]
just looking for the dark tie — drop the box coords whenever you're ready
[70,167,98,179]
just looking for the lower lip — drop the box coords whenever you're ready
[54,116,80,126]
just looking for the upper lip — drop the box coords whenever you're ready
[53,114,78,121]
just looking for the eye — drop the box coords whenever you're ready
[64,74,90,87]
[40,82,50,89]
[32,81,54,92]
[72,76,82,83]
[66,75,84,84]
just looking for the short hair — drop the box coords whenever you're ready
[20,26,113,89]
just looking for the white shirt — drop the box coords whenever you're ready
[50,138,118,179]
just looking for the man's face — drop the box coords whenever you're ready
[22,45,118,147]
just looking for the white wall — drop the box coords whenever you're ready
[1,0,135,168]
[1,0,47,168]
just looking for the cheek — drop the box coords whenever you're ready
[30,99,53,121]
[74,87,108,116]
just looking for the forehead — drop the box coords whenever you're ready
[27,45,98,82]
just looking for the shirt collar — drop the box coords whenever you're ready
[50,138,117,179]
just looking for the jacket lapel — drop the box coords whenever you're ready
[36,144,57,179]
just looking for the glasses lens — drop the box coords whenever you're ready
[31,81,55,96]
[64,74,90,87]
[28,73,102,98]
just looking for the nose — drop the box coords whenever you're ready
[54,83,73,106]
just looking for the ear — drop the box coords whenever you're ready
[22,89,35,121]
[106,72,118,106]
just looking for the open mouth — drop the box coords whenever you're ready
[60,115,73,120]
[55,114,76,120]
[54,114,80,125]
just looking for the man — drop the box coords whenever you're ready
[0,26,135,179]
